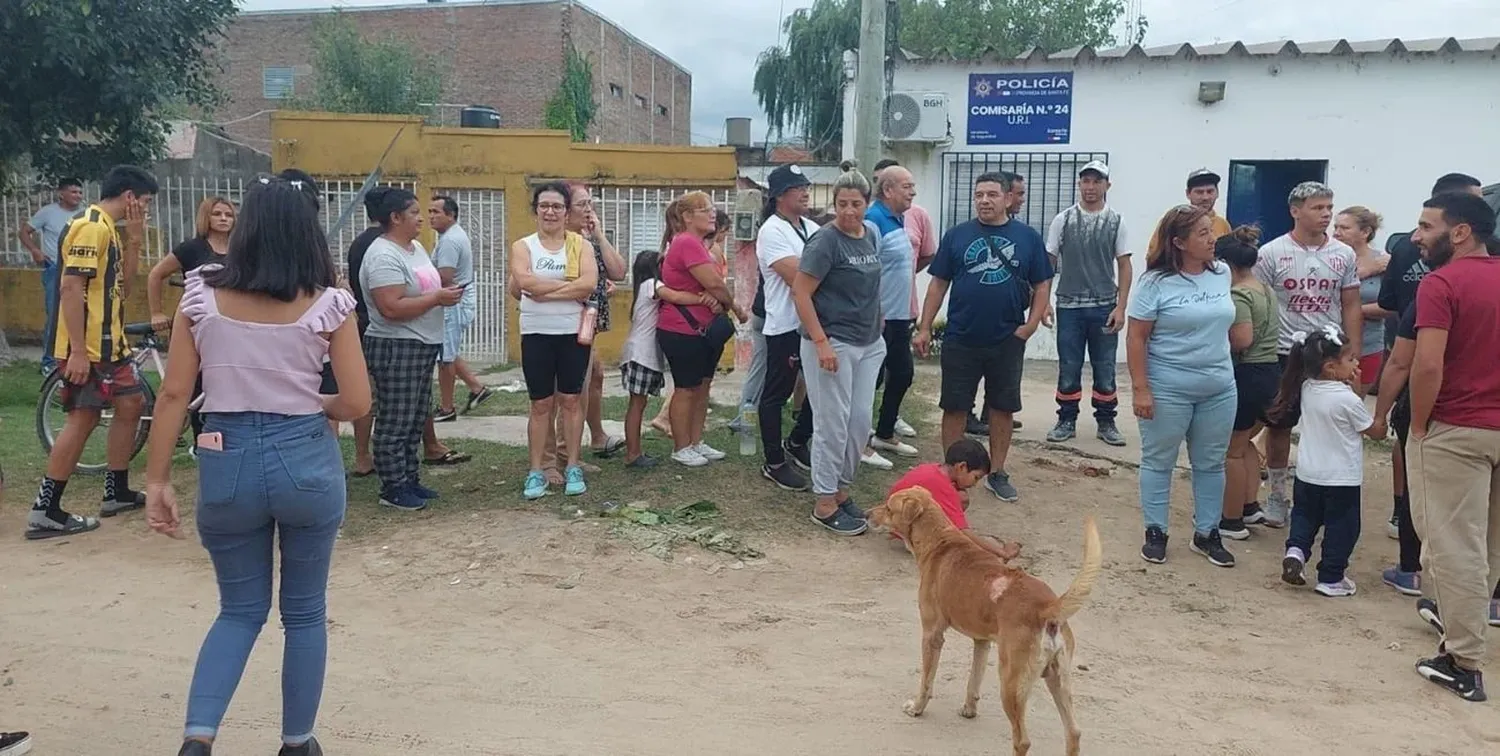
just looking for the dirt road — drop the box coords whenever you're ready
[4,444,1499,756]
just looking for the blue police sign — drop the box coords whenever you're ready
[966,72,1074,145]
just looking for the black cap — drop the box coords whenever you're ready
[1186,168,1221,190]
[767,164,812,198]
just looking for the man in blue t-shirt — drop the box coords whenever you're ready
[915,172,1052,502]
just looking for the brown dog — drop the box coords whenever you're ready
[869,488,1103,756]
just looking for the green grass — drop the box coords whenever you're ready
[0,358,939,555]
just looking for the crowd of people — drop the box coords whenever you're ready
[8,154,1500,754]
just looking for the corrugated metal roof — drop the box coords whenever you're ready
[900,36,1500,63]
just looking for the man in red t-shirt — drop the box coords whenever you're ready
[1407,190,1500,702]
[887,439,1019,559]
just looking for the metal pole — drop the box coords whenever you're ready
[853,0,886,174]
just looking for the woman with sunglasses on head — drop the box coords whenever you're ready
[359,187,466,512]
[1129,204,1239,568]
[143,176,371,756]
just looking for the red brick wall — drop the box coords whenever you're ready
[211,1,690,147]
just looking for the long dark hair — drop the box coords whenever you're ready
[1147,204,1221,278]
[1266,327,1349,425]
[631,250,662,319]
[204,176,335,302]
[365,186,417,230]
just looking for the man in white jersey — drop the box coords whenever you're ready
[1253,181,1363,526]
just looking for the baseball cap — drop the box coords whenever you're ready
[1078,160,1109,179]
[767,164,812,198]
[1186,168,1222,190]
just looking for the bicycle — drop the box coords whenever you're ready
[34,322,188,475]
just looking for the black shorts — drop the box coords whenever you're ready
[658,330,720,389]
[939,336,1026,414]
[319,362,339,395]
[1233,361,1279,431]
[520,333,591,400]
[1263,353,1301,429]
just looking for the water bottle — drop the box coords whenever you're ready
[739,407,758,456]
[576,301,599,346]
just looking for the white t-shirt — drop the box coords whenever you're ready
[757,214,820,336]
[1253,234,1358,355]
[518,233,583,335]
[1295,379,1374,487]
[620,277,664,372]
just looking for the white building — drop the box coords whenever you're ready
[844,37,1500,360]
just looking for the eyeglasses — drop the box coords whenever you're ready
[536,202,567,212]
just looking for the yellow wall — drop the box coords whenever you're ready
[270,112,738,364]
[1,269,180,341]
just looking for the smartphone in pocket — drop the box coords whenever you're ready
[196,432,224,451]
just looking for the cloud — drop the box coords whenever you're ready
[241,0,1500,147]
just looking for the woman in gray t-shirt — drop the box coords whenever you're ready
[792,168,886,536]
[358,187,464,511]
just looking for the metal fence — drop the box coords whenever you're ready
[429,187,507,364]
[940,151,1110,236]
[589,185,734,278]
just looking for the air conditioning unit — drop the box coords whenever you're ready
[882,92,950,142]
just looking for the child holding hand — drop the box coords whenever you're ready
[888,438,1021,560]
[1268,325,1385,597]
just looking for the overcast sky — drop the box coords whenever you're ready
[240,0,1500,145]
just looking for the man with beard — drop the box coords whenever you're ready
[1376,173,1483,536]
[1253,181,1362,527]
[1404,191,1500,702]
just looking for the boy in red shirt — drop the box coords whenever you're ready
[888,438,1021,559]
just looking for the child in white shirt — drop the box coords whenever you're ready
[1267,325,1385,596]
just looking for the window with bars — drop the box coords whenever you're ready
[940,151,1109,237]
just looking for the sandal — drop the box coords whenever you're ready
[423,450,472,466]
[26,512,101,540]
[592,434,626,458]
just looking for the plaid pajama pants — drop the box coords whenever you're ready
[364,336,441,491]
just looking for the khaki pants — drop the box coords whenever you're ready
[1407,421,1500,669]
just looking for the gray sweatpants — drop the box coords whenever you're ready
[800,336,888,496]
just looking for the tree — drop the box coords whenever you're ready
[296,11,444,118]
[0,0,238,188]
[752,0,1134,159]
[544,46,598,142]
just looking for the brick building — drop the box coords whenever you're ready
[213,0,692,147]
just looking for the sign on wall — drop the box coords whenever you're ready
[966,72,1074,145]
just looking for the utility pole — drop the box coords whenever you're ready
[852,0,886,174]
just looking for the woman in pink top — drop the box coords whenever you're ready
[143,177,371,756]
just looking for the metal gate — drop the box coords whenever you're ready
[429,188,508,364]
[319,177,418,270]
[940,151,1109,235]
[590,185,734,278]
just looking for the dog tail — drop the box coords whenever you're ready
[1045,516,1103,625]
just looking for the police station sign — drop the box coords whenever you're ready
[966,72,1074,145]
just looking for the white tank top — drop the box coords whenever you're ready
[519,233,584,335]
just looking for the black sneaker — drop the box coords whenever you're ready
[177,739,211,756]
[464,386,495,413]
[1096,421,1126,447]
[433,408,458,423]
[838,496,866,520]
[1416,654,1487,702]
[1218,517,1250,541]
[784,441,811,472]
[763,463,809,491]
[1141,526,1168,564]
[1191,530,1235,567]
[811,508,867,536]
[3,731,35,756]
[1242,502,1266,524]
[1417,598,1445,636]
[279,736,324,756]
[965,412,989,437]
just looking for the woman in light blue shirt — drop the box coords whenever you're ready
[1127,205,1238,568]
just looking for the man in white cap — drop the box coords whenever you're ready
[1043,160,1131,447]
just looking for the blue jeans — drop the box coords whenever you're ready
[40,260,59,370]
[1054,305,1118,422]
[1138,384,1237,536]
[185,412,345,745]
[1287,479,1361,584]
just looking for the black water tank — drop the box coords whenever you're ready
[460,106,501,129]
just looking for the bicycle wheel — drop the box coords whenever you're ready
[36,369,156,476]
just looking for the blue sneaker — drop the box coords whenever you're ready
[837,496,865,520]
[1382,566,1422,597]
[379,484,427,512]
[411,481,441,500]
[984,471,1019,502]
[564,465,587,496]
[523,470,549,500]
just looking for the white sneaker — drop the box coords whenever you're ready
[870,435,919,457]
[861,449,894,470]
[672,448,710,467]
[894,418,917,438]
[693,442,727,461]
[1314,577,1357,597]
